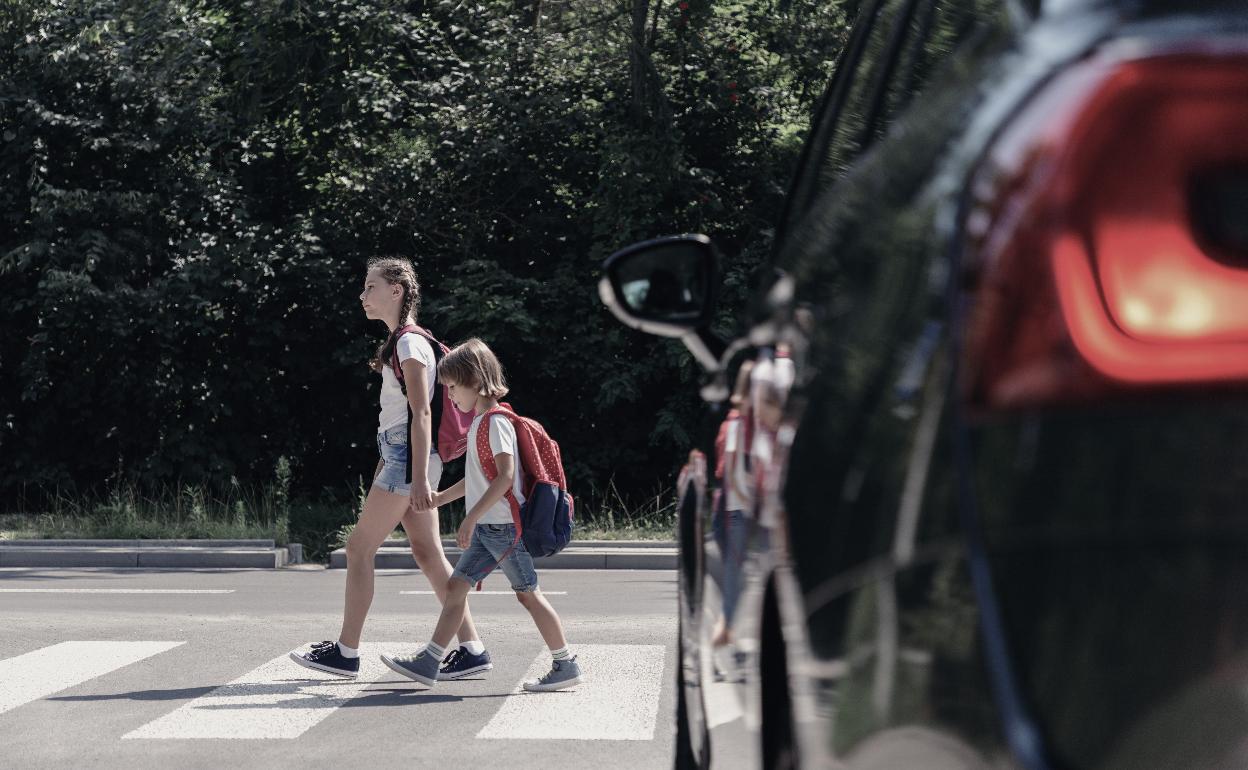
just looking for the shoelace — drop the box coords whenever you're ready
[309,641,337,658]
[441,649,463,669]
[539,661,564,683]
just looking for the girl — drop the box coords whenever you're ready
[711,361,754,653]
[290,257,491,680]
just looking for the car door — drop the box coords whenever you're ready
[759,0,1025,766]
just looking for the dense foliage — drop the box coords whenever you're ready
[0,0,848,514]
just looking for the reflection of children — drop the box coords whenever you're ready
[711,362,755,650]
[677,449,707,502]
[749,346,795,540]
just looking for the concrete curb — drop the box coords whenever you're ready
[0,539,276,548]
[0,538,671,570]
[330,542,677,570]
[0,540,294,569]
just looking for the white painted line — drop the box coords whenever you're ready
[124,643,411,740]
[0,641,185,716]
[400,590,567,595]
[477,644,664,741]
[0,589,234,594]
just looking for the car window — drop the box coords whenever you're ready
[778,0,1010,247]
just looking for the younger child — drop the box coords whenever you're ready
[381,338,583,691]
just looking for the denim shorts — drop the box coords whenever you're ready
[373,424,443,496]
[452,523,539,592]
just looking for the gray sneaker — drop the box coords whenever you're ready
[523,655,584,692]
[380,649,440,687]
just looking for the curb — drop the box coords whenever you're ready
[0,540,298,569]
[0,539,276,548]
[331,541,677,570]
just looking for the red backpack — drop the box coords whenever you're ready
[476,403,574,560]
[714,408,742,481]
[389,324,472,480]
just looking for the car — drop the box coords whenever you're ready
[598,0,1248,768]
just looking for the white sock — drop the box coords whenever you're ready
[425,641,447,660]
[462,640,486,656]
[336,642,359,659]
[550,645,571,661]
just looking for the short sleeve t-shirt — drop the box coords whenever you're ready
[378,331,437,431]
[722,418,753,512]
[466,413,527,525]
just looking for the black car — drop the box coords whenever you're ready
[599,0,1248,768]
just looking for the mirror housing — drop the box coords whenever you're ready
[599,235,723,370]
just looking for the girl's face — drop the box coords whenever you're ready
[445,379,479,414]
[359,268,402,321]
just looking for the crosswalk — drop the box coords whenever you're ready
[0,641,666,743]
[0,641,185,716]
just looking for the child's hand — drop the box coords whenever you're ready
[410,479,434,512]
[456,517,476,550]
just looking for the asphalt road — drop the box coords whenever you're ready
[0,566,678,770]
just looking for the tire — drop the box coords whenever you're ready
[674,651,701,770]
[760,576,798,770]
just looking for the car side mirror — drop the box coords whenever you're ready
[599,235,723,370]
[599,234,718,334]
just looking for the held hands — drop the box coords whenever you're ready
[410,478,434,512]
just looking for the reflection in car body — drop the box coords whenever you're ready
[603,0,1248,768]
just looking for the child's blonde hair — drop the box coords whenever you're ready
[438,338,509,399]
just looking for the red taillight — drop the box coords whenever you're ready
[962,49,1248,409]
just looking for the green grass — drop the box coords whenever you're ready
[3,475,677,561]
[0,478,293,544]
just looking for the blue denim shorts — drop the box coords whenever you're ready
[452,523,539,592]
[373,424,443,496]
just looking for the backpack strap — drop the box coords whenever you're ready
[388,324,443,484]
[473,407,524,585]
[408,325,447,458]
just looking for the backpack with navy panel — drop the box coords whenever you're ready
[476,403,574,558]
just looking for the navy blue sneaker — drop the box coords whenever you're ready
[289,641,360,678]
[438,647,493,680]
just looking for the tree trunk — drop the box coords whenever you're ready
[515,0,542,29]
[628,0,671,126]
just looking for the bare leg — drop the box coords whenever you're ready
[516,589,568,651]
[337,485,408,649]
[401,507,481,645]
[430,577,474,650]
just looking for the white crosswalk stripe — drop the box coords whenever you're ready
[1,641,669,745]
[400,590,567,595]
[477,644,665,741]
[0,641,185,716]
[123,643,411,740]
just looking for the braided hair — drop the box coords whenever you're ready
[367,257,422,373]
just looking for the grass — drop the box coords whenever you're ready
[3,472,677,562]
[0,473,293,543]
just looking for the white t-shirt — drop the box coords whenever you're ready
[378,331,437,431]
[722,418,753,512]
[466,413,527,525]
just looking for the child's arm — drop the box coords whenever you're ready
[466,453,516,525]
[433,478,466,508]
